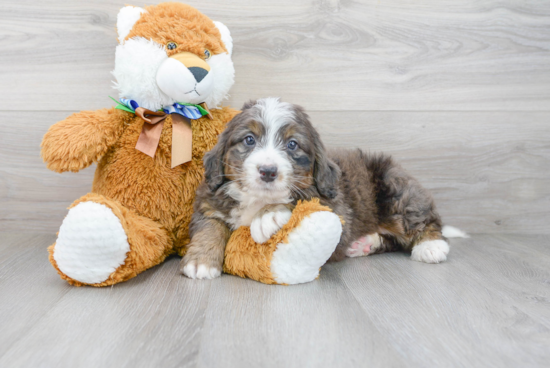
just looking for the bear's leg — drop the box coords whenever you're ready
[48,193,173,286]
[270,211,342,284]
[223,200,342,285]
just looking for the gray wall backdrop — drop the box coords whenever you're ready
[1,0,549,234]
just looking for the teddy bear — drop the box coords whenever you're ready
[41,2,342,287]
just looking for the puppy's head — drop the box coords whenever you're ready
[204,98,340,201]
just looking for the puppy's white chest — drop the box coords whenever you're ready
[224,182,292,230]
[227,197,292,230]
[229,203,266,229]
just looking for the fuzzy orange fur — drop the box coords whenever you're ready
[41,2,242,286]
[41,108,130,173]
[124,3,227,57]
[223,199,335,285]
[43,106,238,285]
[42,108,236,236]
[43,2,335,287]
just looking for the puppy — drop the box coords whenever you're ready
[181,98,450,279]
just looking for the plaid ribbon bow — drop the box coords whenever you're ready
[109,97,212,168]
[111,97,210,120]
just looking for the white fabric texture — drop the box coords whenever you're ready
[213,21,233,55]
[112,18,235,111]
[116,6,146,43]
[54,202,130,284]
[203,51,234,109]
[156,57,214,105]
[112,37,172,111]
[271,211,342,285]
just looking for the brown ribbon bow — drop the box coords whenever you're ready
[134,106,205,169]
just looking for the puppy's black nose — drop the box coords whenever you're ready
[188,67,208,83]
[259,165,278,182]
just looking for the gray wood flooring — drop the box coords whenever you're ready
[0,232,548,368]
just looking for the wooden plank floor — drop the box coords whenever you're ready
[0,232,548,368]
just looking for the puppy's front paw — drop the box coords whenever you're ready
[250,205,292,244]
[180,259,222,280]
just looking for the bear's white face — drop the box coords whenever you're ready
[111,6,234,111]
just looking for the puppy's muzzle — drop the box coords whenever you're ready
[259,165,278,183]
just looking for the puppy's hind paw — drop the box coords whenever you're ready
[345,233,382,258]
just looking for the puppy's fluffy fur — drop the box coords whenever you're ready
[181,98,449,279]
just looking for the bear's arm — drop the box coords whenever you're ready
[41,108,132,173]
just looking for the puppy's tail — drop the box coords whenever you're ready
[442,225,469,239]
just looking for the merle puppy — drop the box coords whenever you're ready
[181,97,456,279]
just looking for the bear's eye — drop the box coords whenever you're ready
[167,42,178,50]
[204,49,211,60]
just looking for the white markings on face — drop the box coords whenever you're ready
[244,98,294,193]
[224,98,297,228]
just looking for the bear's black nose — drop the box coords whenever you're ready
[188,67,208,83]
[259,165,278,183]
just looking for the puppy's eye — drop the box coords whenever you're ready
[167,42,178,50]
[204,49,211,60]
[244,135,256,146]
[287,140,298,151]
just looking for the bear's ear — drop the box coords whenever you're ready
[213,21,233,55]
[117,6,147,43]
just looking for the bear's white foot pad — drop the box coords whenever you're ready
[54,202,129,284]
[270,211,342,285]
[411,239,449,264]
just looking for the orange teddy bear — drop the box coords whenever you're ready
[41,2,342,287]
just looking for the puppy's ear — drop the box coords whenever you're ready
[241,100,257,110]
[292,104,341,199]
[312,131,341,199]
[203,135,228,192]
